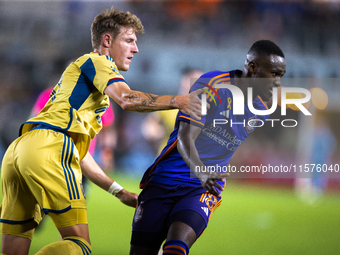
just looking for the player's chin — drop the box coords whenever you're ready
[121,66,130,72]
[262,90,273,102]
[260,94,271,102]
[119,64,130,72]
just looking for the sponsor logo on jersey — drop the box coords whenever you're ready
[246,116,260,134]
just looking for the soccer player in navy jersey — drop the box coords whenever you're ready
[130,40,286,255]
[0,8,204,255]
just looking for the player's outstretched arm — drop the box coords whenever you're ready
[177,122,229,197]
[80,152,138,207]
[104,81,207,120]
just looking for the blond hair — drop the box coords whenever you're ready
[91,7,145,49]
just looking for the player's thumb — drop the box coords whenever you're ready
[194,88,204,95]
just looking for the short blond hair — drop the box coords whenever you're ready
[91,7,145,49]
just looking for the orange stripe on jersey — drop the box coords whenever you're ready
[139,140,178,189]
[214,76,231,86]
[207,73,230,91]
[178,115,204,127]
[164,245,187,255]
[257,95,269,110]
[203,73,230,103]
[207,76,231,103]
[199,192,207,202]
[207,72,230,87]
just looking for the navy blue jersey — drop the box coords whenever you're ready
[140,70,269,189]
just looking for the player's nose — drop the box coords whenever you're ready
[132,42,139,53]
[274,77,281,87]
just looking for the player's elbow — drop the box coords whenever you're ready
[119,100,134,111]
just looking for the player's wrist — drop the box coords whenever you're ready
[195,171,209,182]
[172,95,182,110]
[107,181,124,197]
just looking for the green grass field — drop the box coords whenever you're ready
[1,174,340,254]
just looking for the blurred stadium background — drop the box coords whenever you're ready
[0,0,340,254]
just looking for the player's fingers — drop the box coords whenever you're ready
[210,186,221,197]
[189,96,210,117]
[191,106,203,117]
[187,97,203,119]
[210,172,229,179]
[191,89,204,96]
[190,111,202,120]
[120,191,138,208]
[190,89,210,110]
[214,182,224,192]
[191,92,210,108]
[214,172,230,179]
[192,89,211,109]
[219,172,230,178]
[206,180,221,197]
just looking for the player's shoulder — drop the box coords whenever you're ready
[198,70,236,85]
[191,70,235,91]
[202,69,237,78]
[74,52,113,66]
[200,70,227,79]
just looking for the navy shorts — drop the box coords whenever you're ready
[131,182,222,248]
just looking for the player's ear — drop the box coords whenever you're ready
[248,60,258,75]
[102,33,112,48]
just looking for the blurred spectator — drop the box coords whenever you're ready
[0,137,5,163]
[164,0,221,21]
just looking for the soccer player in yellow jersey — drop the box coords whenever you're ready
[0,8,204,255]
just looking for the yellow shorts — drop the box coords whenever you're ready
[0,127,87,237]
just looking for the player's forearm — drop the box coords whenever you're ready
[105,82,180,112]
[105,81,204,119]
[177,122,204,175]
[177,137,204,175]
[80,152,113,191]
[118,91,180,112]
[80,152,137,207]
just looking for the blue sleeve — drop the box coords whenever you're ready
[177,111,205,128]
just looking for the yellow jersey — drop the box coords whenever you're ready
[20,52,125,160]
